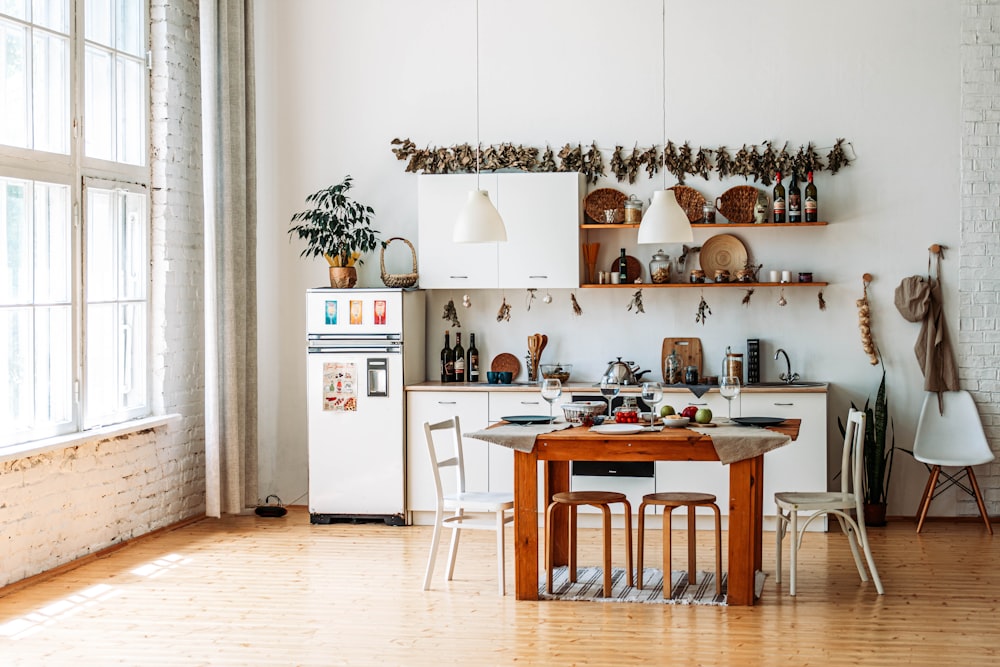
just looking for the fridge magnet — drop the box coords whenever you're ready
[323,362,357,412]
[349,300,363,325]
[374,299,387,325]
[324,300,338,325]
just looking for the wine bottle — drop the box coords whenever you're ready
[804,171,818,222]
[467,333,480,383]
[772,172,786,223]
[453,332,466,383]
[440,330,455,383]
[619,248,628,283]
[787,171,802,223]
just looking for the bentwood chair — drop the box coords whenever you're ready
[775,408,884,596]
[913,390,994,534]
[422,416,514,595]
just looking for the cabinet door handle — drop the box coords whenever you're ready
[521,400,540,405]
[449,275,469,280]
[528,275,548,279]
[773,402,794,406]
[436,401,457,405]
[689,401,707,406]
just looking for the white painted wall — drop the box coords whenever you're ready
[254,0,967,517]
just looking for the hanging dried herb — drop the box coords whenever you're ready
[826,138,849,174]
[390,137,416,162]
[639,145,661,180]
[627,145,643,184]
[818,290,827,311]
[733,144,754,180]
[582,141,605,185]
[480,144,500,171]
[442,299,461,328]
[496,297,511,323]
[693,147,713,180]
[539,145,556,172]
[627,289,645,314]
[775,141,791,176]
[526,288,537,311]
[759,141,778,183]
[557,143,583,172]
[663,140,683,183]
[714,145,733,180]
[610,145,628,182]
[677,142,696,183]
[695,295,712,325]
[803,141,824,174]
[741,288,754,307]
[750,144,772,185]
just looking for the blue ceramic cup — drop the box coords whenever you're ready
[497,371,513,384]
[486,371,501,384]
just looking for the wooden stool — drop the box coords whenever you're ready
[545,491,633,598]
[637,492,722,598]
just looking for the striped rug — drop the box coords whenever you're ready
[539,567,766,605]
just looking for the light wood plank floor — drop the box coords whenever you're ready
[1,507,997,666]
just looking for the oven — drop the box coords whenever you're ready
[570,394,654,478]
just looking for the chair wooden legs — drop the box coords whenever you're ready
[636,499,721,598]
[916,465,993,535]
[422,509,445,591]
[495,509,506,596]
[968,467,994,535]
[546,496,632,598]
[915,466,941,533]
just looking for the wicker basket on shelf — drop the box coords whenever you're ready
[583,188,627,223]
[380,237,419,288]
[668,185,707,223]
[715,185,759,224]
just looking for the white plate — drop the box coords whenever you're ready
[661,416,691,428]
[589,423,645,435]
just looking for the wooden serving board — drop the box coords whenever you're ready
[661,337,703,383]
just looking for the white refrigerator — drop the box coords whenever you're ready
[305,288,425,525]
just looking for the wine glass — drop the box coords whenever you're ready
[720,375,741,422]
[599,376,621,417]
[540,378,562,418]
[641,381,663,427]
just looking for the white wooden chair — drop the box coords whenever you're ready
[913,390,994,534]
[422,416,514,595]
[775,408,884,596]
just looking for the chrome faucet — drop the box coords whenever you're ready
[774,348,799,384]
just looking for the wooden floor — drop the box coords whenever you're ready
[1,507,998,666]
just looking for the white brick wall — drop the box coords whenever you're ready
[962,0,1000,514]
[0,0,206,589]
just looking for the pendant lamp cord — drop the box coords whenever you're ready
[661,0,667,190]
[475,0,481,190]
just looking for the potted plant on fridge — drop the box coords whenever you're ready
[288,175,381,288]
[839,368,895,526]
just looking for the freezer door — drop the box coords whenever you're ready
[306,289,403,337]
[306,348,405,518]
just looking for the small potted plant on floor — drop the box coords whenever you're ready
[288,175,381,288]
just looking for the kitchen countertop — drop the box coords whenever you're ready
[406,381,828,393]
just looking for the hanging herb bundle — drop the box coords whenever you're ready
[582,141,605,184]
[741,288,754,307]
[695,294,712,325]
[827,138,849,174]
[442,299,461,328]
[818,290,827,311]
[639,145,661,179]
[610,145,628,182]
[525,288,537,311]
[570,293,582,316]
[714,145,733,179]
[496,297,511,323]
[538,145,556,172]
[677,142,696,183]
[693,146,713,180]
[627,289,645,314]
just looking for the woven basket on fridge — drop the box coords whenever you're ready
[380,237,419,288]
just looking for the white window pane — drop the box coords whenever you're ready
[115,0,141,56]
[121,190,145,299]
[1,178,31,304]
[0,19,29,148]
[32,30,69,154]
[0,0,27,21]
[85,0,111,46]
[32,0,68,33]
[119,302,144,409]
[86,187,116,301]
[34,304,72,424]
[0,307,33,433]
[84,44,113,160]
[33,182,70,303]
[117,54,143,165]
[85,302,116,421]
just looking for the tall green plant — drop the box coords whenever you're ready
[288,175,380,268]
[839,368,895,506]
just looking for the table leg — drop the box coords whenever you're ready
[545,460,571,567]
[514,450,539,600]
[727,454,763,606]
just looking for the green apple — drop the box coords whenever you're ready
[694,408,713,424]
[659,404,676,417]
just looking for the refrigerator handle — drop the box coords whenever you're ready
[367,358,388,397]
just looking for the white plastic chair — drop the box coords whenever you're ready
[775,408,884,596]
[913,390,994,534]
[422,416,514,595]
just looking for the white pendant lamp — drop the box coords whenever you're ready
[637,0,693,245]
[454,0,507,244]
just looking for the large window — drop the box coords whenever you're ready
[0,0,149,448]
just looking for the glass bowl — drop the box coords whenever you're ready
[540,363,572,383]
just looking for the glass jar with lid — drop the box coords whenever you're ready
[624,195,643,223]
[648,249,672,284]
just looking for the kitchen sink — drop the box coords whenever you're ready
[745,381,826,388]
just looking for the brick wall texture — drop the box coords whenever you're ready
[0,0,206,588]
[962,0,1000,515]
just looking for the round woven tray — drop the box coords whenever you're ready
[668,185,707,223]
[700,233,748,277]
[380,237,419,288]
[584,188,627,224]
[714,186,759,224]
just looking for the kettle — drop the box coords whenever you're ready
[602,357,651,385]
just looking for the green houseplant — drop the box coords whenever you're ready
[288,175,381,288]
[839,368,895,526]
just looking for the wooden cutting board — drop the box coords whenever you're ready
[661,338,703,383]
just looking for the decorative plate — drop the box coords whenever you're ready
[608,255,642,283]
[732,416,786,427]
[502,415,556,425]
[584,188,627,224]
[668,185,708,223]
[490,353,521,375]
[714,185,759,224]
[699,234,748,278]
[590,423,645,435]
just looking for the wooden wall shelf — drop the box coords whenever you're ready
[582,281,828,289]
[581,222,828,230]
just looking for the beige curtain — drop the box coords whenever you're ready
[202,0,258,516]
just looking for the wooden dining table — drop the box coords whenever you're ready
[512,420,801,605]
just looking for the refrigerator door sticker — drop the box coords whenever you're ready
[349,299,362,324]
[374,299,386,325]
[324,300,338,325]
[323,362,357,412]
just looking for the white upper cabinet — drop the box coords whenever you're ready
[417,172,583,289]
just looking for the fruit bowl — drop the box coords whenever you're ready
[540,364,572,383]
[562,400,606,424]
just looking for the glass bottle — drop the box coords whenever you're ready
[453,332,465,383]
[772,172,786,223]
[441,331,454,383]
[666,347,681,384]
[648,249,672,284]
[619,248,628,283]
[467,333,480,383]
[787,171,802,223]
[804,171,818,222]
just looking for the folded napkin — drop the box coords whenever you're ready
[687,424,792,464]
[683,383,714,399]
[465,421,575,453]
